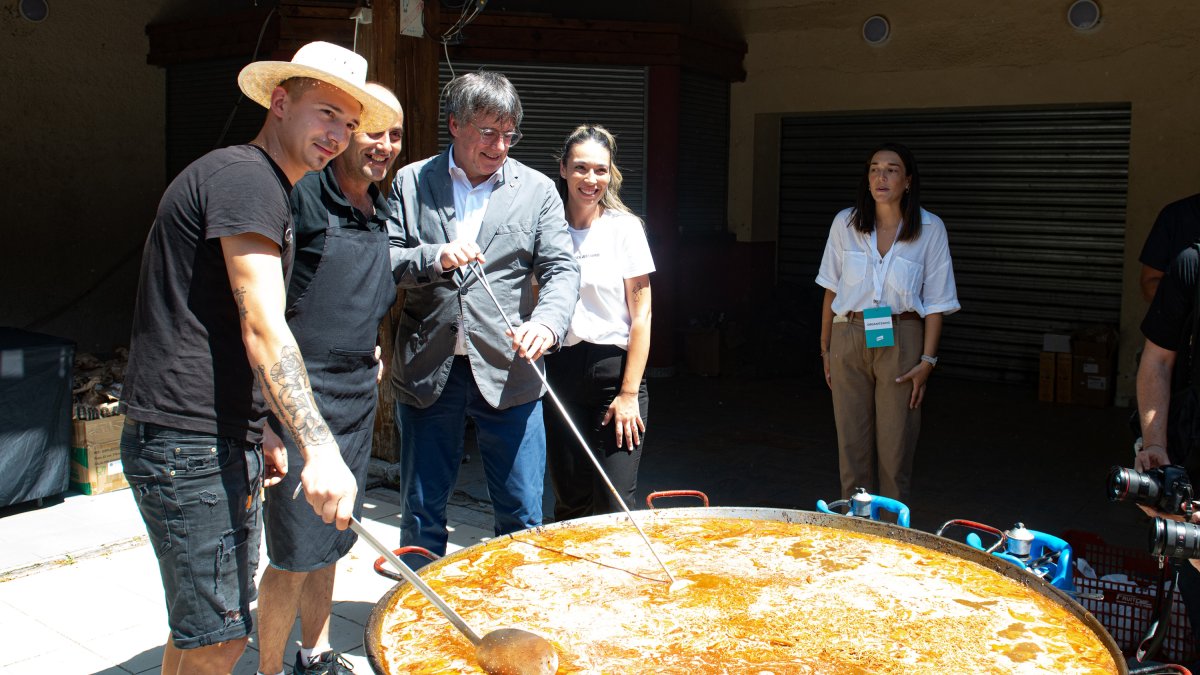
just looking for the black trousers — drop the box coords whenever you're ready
[544,342,648,522]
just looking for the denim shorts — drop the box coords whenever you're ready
[120,419,263,649]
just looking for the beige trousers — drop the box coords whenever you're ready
[829,315,923,503]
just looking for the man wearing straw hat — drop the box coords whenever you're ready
[119,42,397,675]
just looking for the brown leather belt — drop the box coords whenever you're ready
[849,311,922,321]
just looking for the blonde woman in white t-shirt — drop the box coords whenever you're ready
[544,125,655,521]
[816,142,960,505]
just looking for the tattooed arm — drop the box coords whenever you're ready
[221,232,358,529]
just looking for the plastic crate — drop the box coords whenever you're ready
[1063,530,1198,665]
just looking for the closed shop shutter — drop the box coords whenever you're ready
[439,61,648,216]
[677,70,730,234]
[778,105,1131,382]
[166,57,262,180]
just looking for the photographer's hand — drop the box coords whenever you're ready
[1137,502,1196,523]
[1135,444,1170,471]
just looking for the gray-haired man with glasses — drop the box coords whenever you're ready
[385,71,579,564]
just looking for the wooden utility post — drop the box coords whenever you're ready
[371,0,442,463]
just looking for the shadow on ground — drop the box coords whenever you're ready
[635,373,1146,551]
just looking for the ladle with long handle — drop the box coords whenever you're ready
[292,483,557,674]
[466,261,681,589]
[349,515,559,675]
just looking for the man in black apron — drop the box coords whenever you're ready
[255,84,403,675]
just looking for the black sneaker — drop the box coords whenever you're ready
[293,650,354,675]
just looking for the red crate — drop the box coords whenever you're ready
[1063,530,1197,665]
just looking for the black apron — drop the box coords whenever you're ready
[286,211,396,436]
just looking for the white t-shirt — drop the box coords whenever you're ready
[815,206,960,317]
[564,209,656,348]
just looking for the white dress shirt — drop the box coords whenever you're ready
[447,146,504,354]
[816,207,961,317]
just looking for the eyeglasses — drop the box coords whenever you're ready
[470,122,522,147]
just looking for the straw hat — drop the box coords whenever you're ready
[238,41,398,133]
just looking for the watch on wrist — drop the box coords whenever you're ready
[920,354,938,367]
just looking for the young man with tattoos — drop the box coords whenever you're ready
[118,43,398,675]
[254,83,403,675]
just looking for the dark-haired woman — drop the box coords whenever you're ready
[816,143,960,504]
[544,125,654,521]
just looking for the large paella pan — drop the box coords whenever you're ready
[366,507,1124,674]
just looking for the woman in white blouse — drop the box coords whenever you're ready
[544,125,655,520]
[816,143,960,504]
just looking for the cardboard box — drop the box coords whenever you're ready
[1038,352,1056,402]
[70,440,128,495]
[1072,326,1118,407]
[71,414,128,495]
[1055,352,1074,403]
[72,414,124,449]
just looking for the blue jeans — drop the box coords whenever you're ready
[395,357,545,565]
[120,419,262,648]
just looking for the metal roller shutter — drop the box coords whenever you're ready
[677,69,730,234]
[438,61,648,216]
[778,105,1131,383]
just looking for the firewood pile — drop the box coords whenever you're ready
[73,348,127,420]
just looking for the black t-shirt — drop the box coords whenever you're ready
[121,145,294,443]
[1142,246,1200,469]
[287,165,392,308]
[1142,246,1200,356]
[1139,194,1200,272]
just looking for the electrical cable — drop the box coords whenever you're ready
[443,38,455,79]
[440,0,484,47]
[439,0,488,82]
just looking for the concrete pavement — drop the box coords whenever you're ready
[0,481,494,674]
[0,374,1157,673]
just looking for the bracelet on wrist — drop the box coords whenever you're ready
[1141,444,1166,453]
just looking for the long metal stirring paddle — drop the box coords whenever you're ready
[465,261,679,588]
[293,480,557,674]
[349,516,558,675]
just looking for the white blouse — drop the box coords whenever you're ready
[816,207,960,317]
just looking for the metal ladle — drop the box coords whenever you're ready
[349,516,559,675]
[466,261,685,591]
[291,485,557,673]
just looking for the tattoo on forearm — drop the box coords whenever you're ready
[232,287,248,319]
[256,346,331,446]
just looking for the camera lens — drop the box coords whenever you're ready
[1151,517,1200,558]
[1108,466,1161,505]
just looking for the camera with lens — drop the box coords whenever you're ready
[1152,517,1200,559]
[1107,464,1195,517]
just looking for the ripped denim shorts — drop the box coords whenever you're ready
[120,419,263,649]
